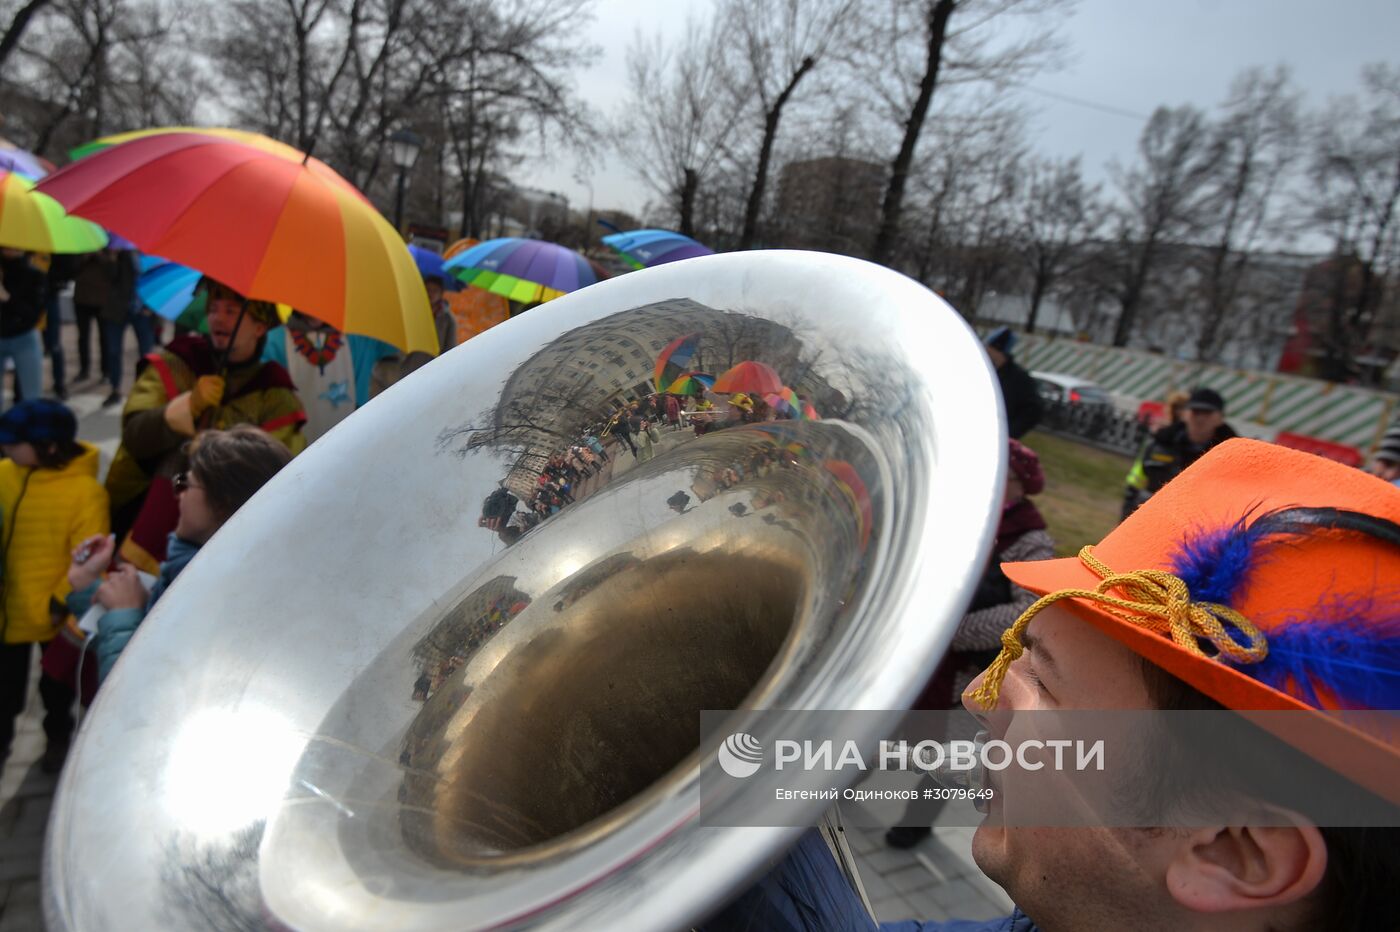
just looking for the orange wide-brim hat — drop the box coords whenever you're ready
[1002,438,1400,804]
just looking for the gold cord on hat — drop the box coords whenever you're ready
[969,546,1270,710]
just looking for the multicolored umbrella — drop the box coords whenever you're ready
[0,148,49,180]
[37,131,435,354]
[602,229,713,269]
[0,170,107,253]
[712,360,783,395]
[137,255,201,320]
[667,371,714,396]
[654,332,701,392]
[442,237,600,304]
[68,126,319,165]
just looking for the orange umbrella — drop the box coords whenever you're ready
[37,130,435,354]
[712,360,783,395]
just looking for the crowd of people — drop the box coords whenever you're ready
[2,265,1398,928]
[0,262,466,772]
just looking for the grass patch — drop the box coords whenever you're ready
[1022,430,1129,557]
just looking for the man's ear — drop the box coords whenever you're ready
[1164,818,1327,915]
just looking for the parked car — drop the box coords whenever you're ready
[1031,371,1114,409]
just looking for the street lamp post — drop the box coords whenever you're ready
[390,128,424,234]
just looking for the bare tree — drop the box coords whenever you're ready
[725,0,856,250]
[1012,154,1102,333]
[617,17,734,238]
[0,0,52,74]
[1308,63,1400,381]
[1192,65,1301,361]
[864,0,1069,266]
[6,0,190,156]
[1102,104,1216,347]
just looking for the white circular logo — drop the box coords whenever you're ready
[717,732,764,778]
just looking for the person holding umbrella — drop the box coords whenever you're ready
[104,278,306,573]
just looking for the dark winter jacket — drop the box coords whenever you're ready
[996,357,1042,439]
[0,253,46,337]
[1141,421,1238,493]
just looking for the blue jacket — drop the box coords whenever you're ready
[66,534,200,681]
[700,830,1036,932]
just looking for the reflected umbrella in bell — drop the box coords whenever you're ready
[713,360,783,396]
[654,332,701,392]
[442,237,602,304]
[601,228,713,270]
[667,371,714,396]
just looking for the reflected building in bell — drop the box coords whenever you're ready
[453,298,845,492]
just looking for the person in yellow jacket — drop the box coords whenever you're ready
[0,400,108,772]
[105,278,307,574]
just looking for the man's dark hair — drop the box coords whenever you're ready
[1140,660,1399,930]
[187,426,292,522]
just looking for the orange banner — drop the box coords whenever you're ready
[449,286,509,343]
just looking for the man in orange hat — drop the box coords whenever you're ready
[708,438,1399,931]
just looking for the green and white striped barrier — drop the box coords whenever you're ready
[1012,334,1397,453]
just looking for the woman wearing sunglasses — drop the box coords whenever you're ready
[66,426,291,683]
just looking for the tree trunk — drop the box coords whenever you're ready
[1026,268,1048,335]
[0,0,51,75]
[1112,236,1157,347]
[738,55,816,250]
[678,167,698,239]
[871,0,956,266]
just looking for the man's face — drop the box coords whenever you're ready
[987,346,1007,368]
[962,606,1175,929]
[1183,406,1223,445]
[207,297,269,363]
[425,280,443,304]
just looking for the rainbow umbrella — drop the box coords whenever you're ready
[654,332,701,391]
[602,228,713,270]
[667,371,714,396]
[713,360,783,395]
[69,126,318,164]
[442,237,599,304]
[0,170,107,253]
[37,130,434,353]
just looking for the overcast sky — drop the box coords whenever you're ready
[523,0,1400,219]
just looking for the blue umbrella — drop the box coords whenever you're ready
[137,255,202,320]
[408,244,461,291]
[602,229,713,269]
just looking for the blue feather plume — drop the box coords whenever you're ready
[1169,507,1400,710]
[1254,593,1400,710]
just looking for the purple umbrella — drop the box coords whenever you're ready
[0,148,49,180]
[602,229,713,269]
[442,237,601,303]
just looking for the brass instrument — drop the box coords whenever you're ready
[45,251,1005,930]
